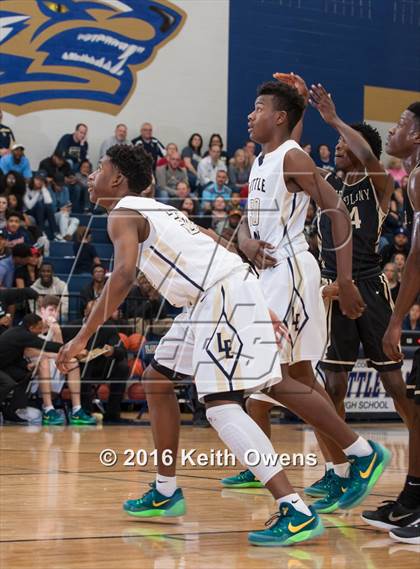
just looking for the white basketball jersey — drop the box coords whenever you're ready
[247,139,309,262]
[113,196,244,307]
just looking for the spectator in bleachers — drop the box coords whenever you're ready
[4,211,32,247]
[174,180,191,201]
[15,247,41,288]
[24,172,58,240]
[197,145,227,188]
[315,143,334,172]
[302,143,312,155]
[75,159,93,213]
[386,157,407,185]
[228,148,251,191]
[155,152,188,201]
[99,123,128,159]
[392,252,406,280]
[156,143,184,168]
[244,140,257,167]
[80,265,107,315]
[216,209,241,244]
[203,134,229,166]
[0,170,26,199]
[0,144,32,182]
[32,263,69,320]
[178,197,200,225]
[381,227,410,265]
[50,173,80,241]
[131,122,165,168]
[403,303,420,331]
[181,133,203,190]
[211,196,228,229]
[383,262,400,303]
[201,170,232,211]
[64,170,87,214]
[6,192,24,215]
[55,123,88,171]
[0,195,7,229]
[64,299,129,423]
[0,243,33,290]
[228,190,245,213]
[0,228,9,260]
[125,274,167,320]
[38,150,72,182]
[0,109,15,155]
[72,226,100,274]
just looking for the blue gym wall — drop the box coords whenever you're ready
[227,0,420,154]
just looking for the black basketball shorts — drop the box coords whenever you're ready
[320,274,402,373]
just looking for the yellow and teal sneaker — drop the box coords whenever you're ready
[304,469,333,497]
[248,503,324,547]
[42,408,65,426]
[69,408,97,425]
[123,483,186,518]
[221,469,264,488]
[312,472,350,513]
[338,440,391,510]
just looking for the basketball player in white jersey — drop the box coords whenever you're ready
[222,76,367,499]
[57,144,390,547]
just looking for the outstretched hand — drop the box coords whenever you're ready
[273,72,309,104]
[309,84,338,124]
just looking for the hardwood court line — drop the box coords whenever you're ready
[0,523,373,545]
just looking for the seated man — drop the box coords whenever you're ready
[155,152,188,202]
[196,144,227,188]
[79,265,107,316]
[4,211,32,247]
[55,123,88,172]
[35,296,95,425]
[64,300,129,423]
[0,144,32,182]
[201,170,232,213]
[31,263,69,320]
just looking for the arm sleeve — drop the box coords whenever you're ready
[0,287,39,306]
[23,158,32,179]
[20,330,62,352]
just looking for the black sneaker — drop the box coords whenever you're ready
[361,500,420,530]
[390,518,420,545]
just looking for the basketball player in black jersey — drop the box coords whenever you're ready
[381,102,420,544]
[309,86,420,527]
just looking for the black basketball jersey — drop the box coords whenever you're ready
[317,172,387,280]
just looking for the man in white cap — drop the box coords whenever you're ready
[0,143,32,181]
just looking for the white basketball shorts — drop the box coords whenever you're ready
[153,267,282,402]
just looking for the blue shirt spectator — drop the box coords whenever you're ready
[0,243,32,288]
[0,144,32,179]
[201,170,232,211]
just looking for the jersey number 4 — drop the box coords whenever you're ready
[350,206,361,229]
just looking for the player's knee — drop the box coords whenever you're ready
[142,364,174,395]
[246,397,272,417]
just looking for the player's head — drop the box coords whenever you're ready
[23,313,43,335]
[335,122,382,171]
[386,102,420,158]
[88,144,153,206]
[248,81,305,143]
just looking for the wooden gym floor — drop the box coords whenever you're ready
[0,420,419,568]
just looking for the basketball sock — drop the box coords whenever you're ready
[277,493,312,516]
[397,475,420,509]
[333,462,350,478]
[325,462,333,472]
[43,405,54,413]
[206,404,283,485]
[72,405,81,414]
[343,436,372,458]
[156,474,177,497]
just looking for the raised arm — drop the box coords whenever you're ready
[284,148,365,318]
[383,169,420,360]
[309,84,394,208]
[57,208,147,370]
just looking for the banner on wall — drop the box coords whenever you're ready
[0,0,186,115]
[344,358,413,415]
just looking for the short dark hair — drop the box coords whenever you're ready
[350,122,382,159]
[40,295,60,309]
[6,209,22,220]
[75,123,87,131]
[92,264,105,275]
[23,313,42,330]
[257,81,305,132]
[407,102,420,130]
[12,243,32,258]
[106,144,153,194]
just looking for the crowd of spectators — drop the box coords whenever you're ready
[0,111,418,426]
